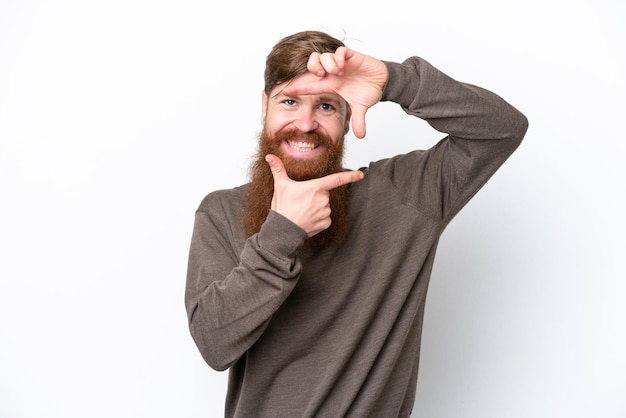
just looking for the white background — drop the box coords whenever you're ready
[1,0,624,417]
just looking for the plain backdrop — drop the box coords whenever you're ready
[1,0,624,417]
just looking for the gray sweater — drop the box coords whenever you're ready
[185,57,529,417]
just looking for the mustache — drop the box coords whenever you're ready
[266,129,334,148]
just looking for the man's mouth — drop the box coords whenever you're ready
[287,140,319,152]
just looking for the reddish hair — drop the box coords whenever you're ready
[264,31,345,96]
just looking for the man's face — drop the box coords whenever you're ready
[242,73,352,244]
[261,73,351,167]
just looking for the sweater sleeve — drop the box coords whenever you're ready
[379,57,528,223]
[185,193,308,371]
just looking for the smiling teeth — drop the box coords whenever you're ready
[288,141,318,152]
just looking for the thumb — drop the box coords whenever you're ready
[265,154,290,183]
[350,106,368,139]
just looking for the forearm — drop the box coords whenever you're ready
[382,57,528,146]
[379,57,528,222]
[185,210,306,371]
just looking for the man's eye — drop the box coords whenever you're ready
[320,103,334,111]
[284,99,296,106]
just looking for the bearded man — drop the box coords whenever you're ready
[185,30,528,417]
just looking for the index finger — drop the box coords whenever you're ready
[306,47,348,77]
[282,71,335,96]
[315,169,365,191]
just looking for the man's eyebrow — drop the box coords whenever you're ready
[270,85,295,100]
[317,95,343,103]
[270,90,344,104]
[271,91,297,101]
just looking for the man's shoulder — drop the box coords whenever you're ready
[196,184,248,213]
[365,149,428,173]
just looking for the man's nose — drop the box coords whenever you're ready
[292,108,319,133]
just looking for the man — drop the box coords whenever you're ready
[185,30,528,417]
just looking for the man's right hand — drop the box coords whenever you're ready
[265,154,365,237]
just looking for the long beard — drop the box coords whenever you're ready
[242,128,350,249]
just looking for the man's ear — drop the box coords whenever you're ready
[261,91,268,124]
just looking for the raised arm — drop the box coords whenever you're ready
[284,50,528,222]
[379,56,529,223]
